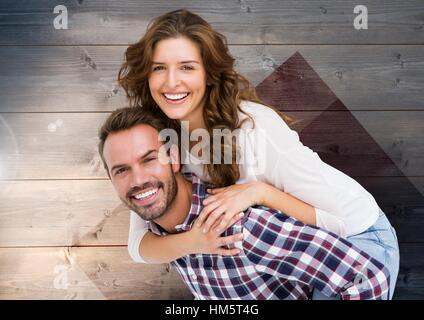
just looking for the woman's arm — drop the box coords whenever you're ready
[138,232,191,264]
[197,103,353,236]
[132,213,243,264]
[139,222,243,264]
[255,181,316,225]
[198,181,316,234]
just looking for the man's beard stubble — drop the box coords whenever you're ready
[121,167,178,221]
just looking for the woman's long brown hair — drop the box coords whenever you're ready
[118,9,295,187]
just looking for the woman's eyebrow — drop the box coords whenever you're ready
[179,60,200,64]
[152,60,200,64]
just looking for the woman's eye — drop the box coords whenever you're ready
[152,65,164,72]
[181,65,194,71]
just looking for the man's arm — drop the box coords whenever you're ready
[243,208,390,300]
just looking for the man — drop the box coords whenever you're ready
[98,106,390,300]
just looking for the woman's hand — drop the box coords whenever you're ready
[196,181,265,234]
[185,215,243,255]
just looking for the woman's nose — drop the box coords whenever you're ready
[165,69,180,88]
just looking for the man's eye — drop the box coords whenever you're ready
[115,168,127,175]
[144,157,156,163]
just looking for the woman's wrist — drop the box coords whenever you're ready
[253,181,271,206]
[174,231,194,256]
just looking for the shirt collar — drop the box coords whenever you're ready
[150,172,208,234]
[174,172,207,232]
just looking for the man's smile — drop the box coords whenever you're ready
[131,187,161,206]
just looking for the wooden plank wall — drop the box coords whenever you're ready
[0,0,423,299]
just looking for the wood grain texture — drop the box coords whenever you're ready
[393,288,424,300]
[1,45,423,112]
[0,180,126,247]
[0,111,423,179]
[1,0,422,301]
[0,178,423,247]
[0,0,423,45]
[0,246,193,300]
[393,243,424,299]
[0,113,109,179]
[295,110,424,178]
[0,244,422,300]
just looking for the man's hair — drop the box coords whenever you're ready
[98,106,180,174]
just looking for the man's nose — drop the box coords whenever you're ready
[129,166,148,188]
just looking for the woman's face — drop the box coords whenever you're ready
[148,36,207,124]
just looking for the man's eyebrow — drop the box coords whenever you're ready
[152,60,200,65]
[110,150,158,173]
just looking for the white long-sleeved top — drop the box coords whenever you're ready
[128,100,380,263]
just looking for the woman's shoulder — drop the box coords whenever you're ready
[239,100,278,117]
[239,100,289,129]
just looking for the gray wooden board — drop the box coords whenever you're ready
[0,178,423,247]
[0,246,192,300]
[392,243,424,299]
[0,244,421,299]
[0,111,423,180]
[0,180,125,247]
[0,0,423,45]
[0,45,423,112]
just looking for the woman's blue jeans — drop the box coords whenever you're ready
[312,208,400,300]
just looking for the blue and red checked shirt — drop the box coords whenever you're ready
[148,173,390,300]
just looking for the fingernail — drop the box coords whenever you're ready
[239,234,244,239]
[215,228,221,233]
[202,228,207,233]
[239,212,244,217]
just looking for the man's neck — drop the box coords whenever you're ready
[154,174,193,233]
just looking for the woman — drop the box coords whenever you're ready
[118,9,399,299]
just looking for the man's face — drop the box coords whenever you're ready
[103,124,178,221]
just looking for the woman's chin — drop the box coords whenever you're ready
[162,109,188,121]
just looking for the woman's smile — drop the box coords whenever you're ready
[162,92,190,104]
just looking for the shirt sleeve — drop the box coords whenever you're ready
[128,210,149,263]
[315,208,347,238]
[242,208,390,300]
[250,106,377,237]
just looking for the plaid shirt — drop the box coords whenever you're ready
[148,173,390,300]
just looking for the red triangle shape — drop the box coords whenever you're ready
[254,51,423,246]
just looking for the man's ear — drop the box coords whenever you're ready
[169,144,181,173]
